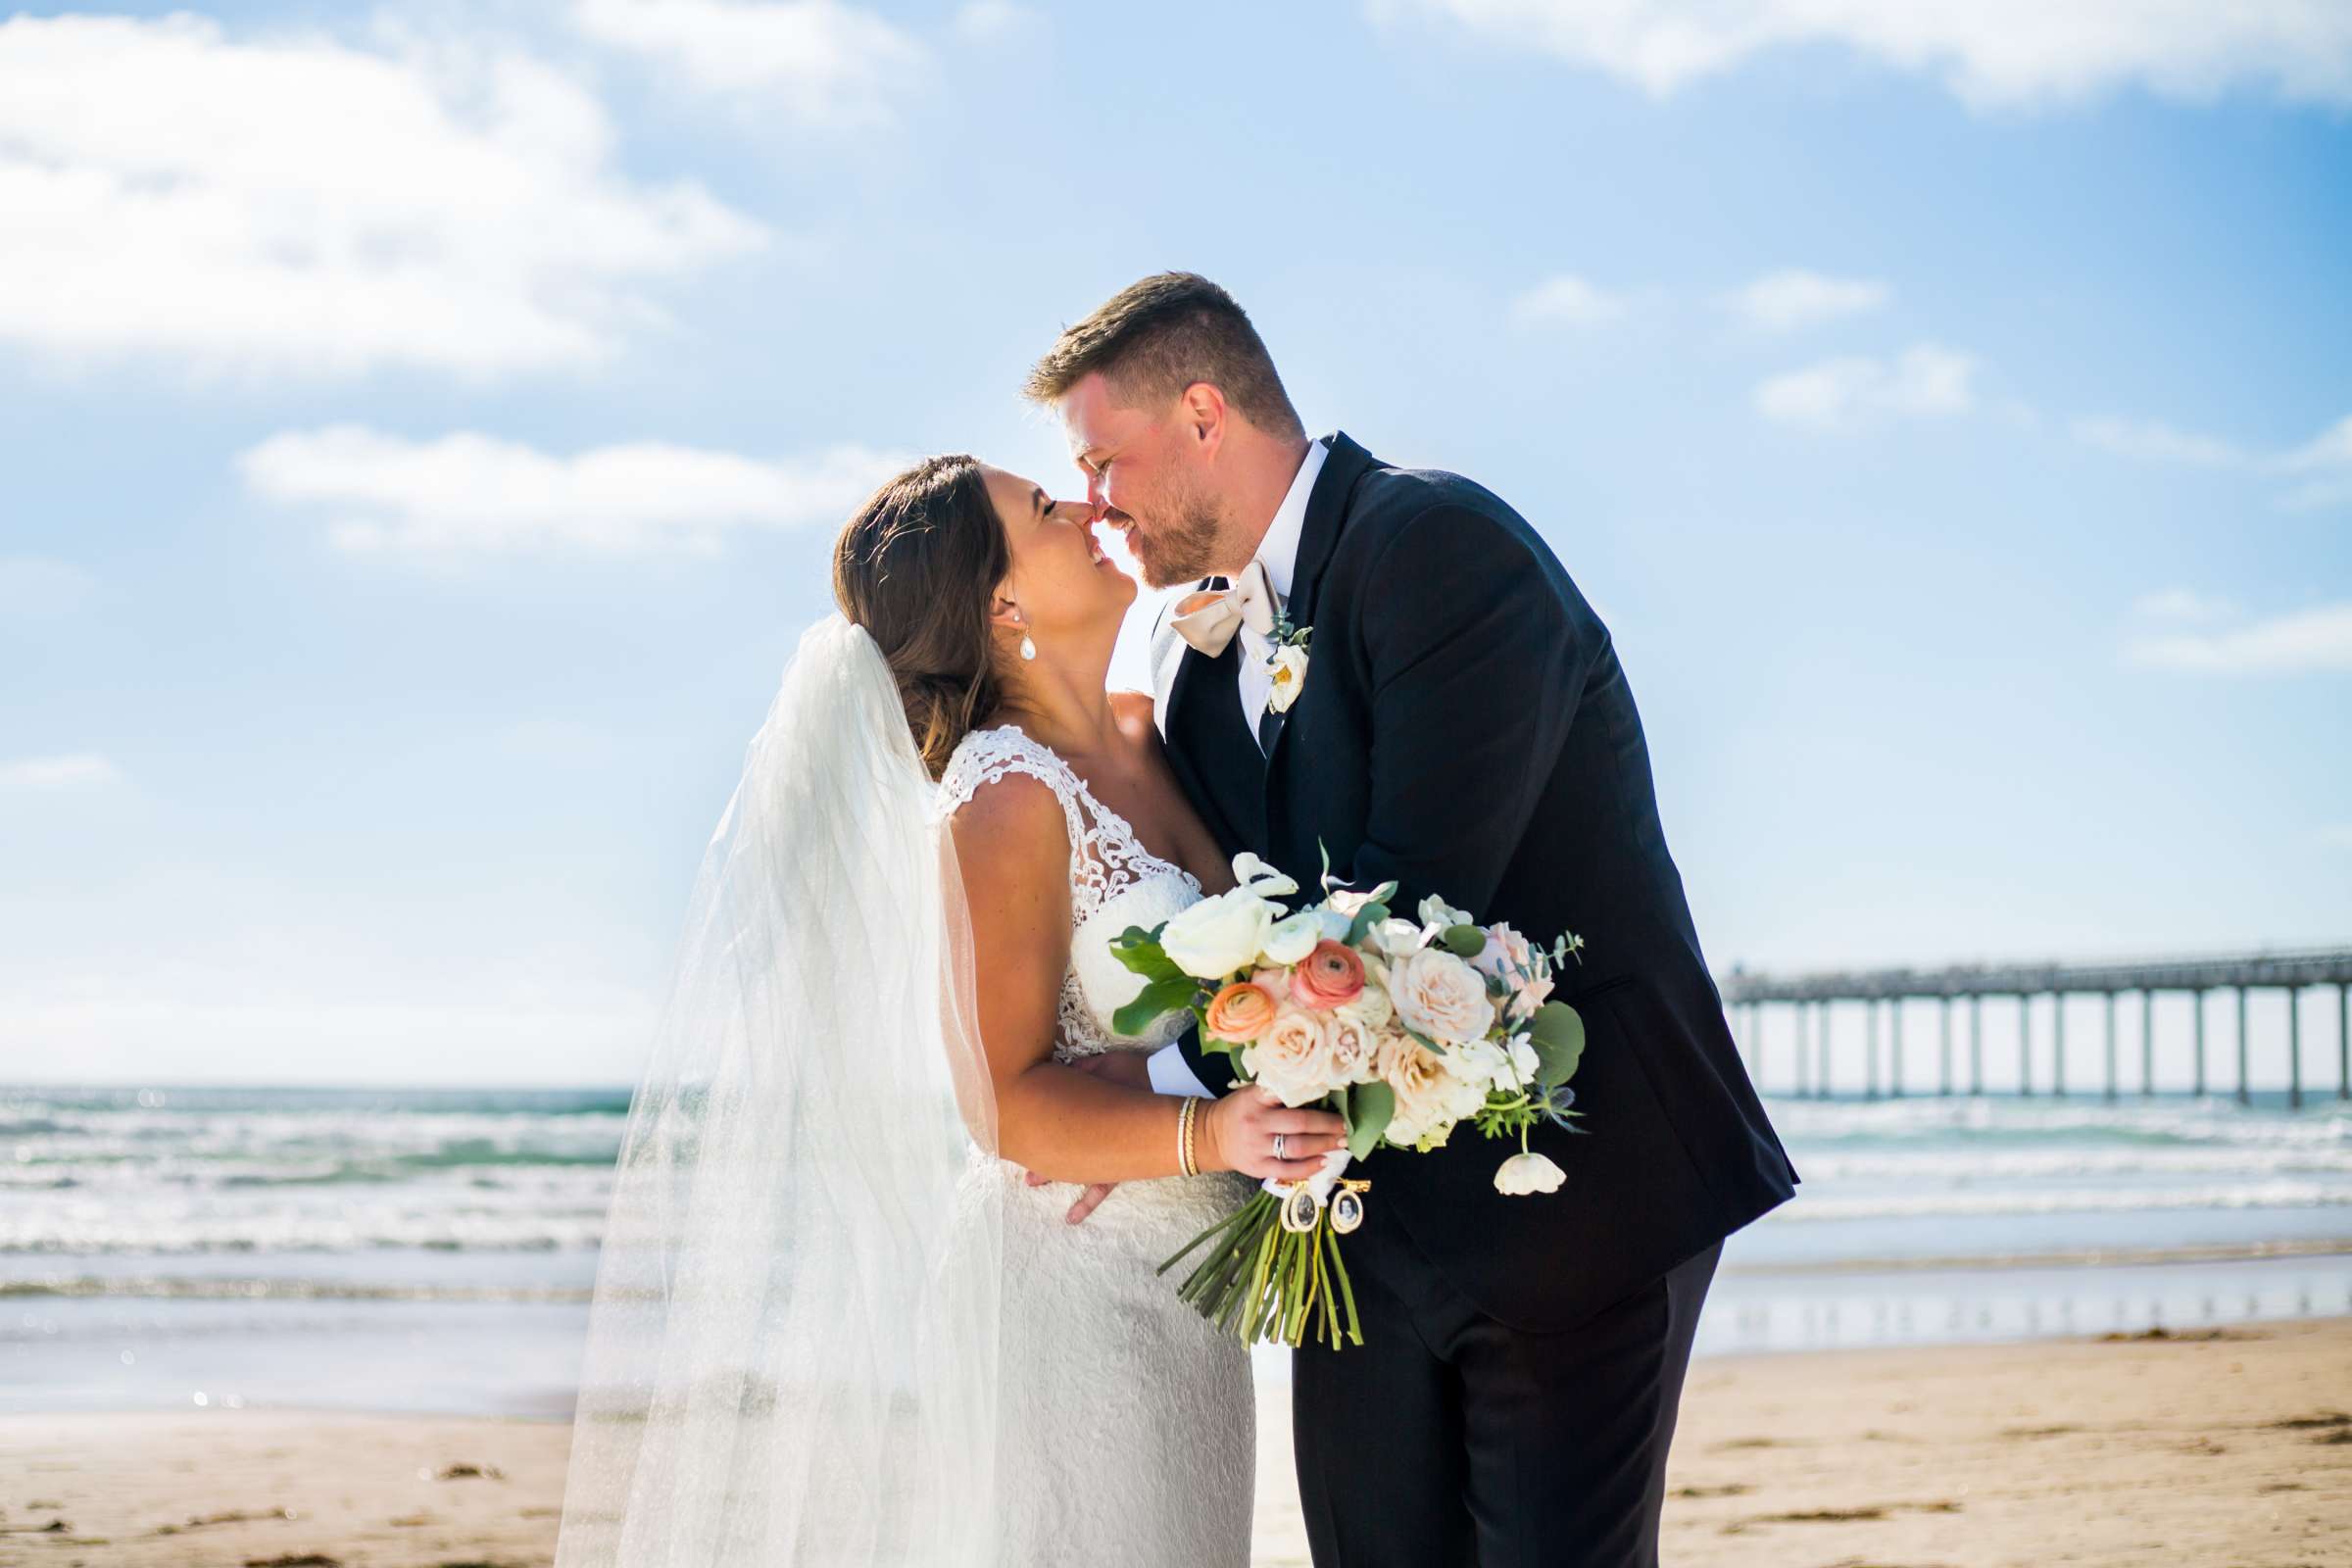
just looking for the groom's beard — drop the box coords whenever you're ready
[1125,484,1226,590]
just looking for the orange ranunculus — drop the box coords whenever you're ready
[1204,980,1281,1044]
[1290,939,1366,1011]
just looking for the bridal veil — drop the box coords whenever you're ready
[557,614,1003,1566]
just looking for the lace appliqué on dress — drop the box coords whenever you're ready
[935,725,1203,1060]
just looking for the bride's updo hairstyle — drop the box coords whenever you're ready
[833,454,1012,779]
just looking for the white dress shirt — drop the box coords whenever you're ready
[1234,438,1328,736]
[1146,438,1329,1102]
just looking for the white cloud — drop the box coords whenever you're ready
[0,13,765,381]
[2073,409,2352,510]
[571,0,924,115]
[1753,343,1977,430]
[2276,414,2352,512]
[2125,602,2352,675]
[1722,270,1889,332]
[1511,273,1628,328]
[0,753,123,791]
[1372,0,2352,108]
[0,556,95,616]
[954,1,1043,41]
[238,425,909,556]
[2073,415,2248,467]
[2132,588,2236,624]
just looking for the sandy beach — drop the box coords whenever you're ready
[3,1318,2344,1568]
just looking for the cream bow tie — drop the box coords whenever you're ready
[1170,559,1279,658]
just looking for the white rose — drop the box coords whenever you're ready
[1326,1012,1383,1085]
[1494,1151,1566,1196]
[1383,1038,1478,1148]
[1266,645,1309,713]
[1158,888,1278,980]
[1450,1037,1513,1090]
[1389,947,1497,1044]
[1260,909,1324,965]
[1338,973,1395,1034]
[1242,1007,1344,1107]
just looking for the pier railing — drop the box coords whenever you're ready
[1717,947,2352,1106]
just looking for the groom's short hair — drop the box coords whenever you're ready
[1025,272,1303,438]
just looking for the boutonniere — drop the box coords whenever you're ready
[1266,609,1312,714]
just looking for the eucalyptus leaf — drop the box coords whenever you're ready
[1346,1081,1394,1160]
[1441,923,1487,958]
[1111,976,1199,1039]
[1527,1001,1586,1088]
[1343,901,1392,947]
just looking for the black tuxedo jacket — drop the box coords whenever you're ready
[1155,432,1797,1332]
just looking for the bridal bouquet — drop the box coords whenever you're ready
[1111,853,1586,1349]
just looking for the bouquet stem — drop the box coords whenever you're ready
[1159,1189,1364,1350]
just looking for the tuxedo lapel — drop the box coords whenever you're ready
[1160,575,1218,748]
[1261,431,1376,766]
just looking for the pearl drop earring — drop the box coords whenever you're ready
[1019,632,1038,662]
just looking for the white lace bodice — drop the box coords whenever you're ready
[936,725,1253,1566]
[935,724,1205,1058]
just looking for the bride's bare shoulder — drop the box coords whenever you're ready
[946,769,1072,908]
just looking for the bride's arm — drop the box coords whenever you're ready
[951,774,1342,1185]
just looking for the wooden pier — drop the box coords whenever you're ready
[1718,948,2352,1106]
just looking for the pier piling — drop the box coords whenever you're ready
[2103,991,2118,1102]
[2289,989,2302,1111]
[1970,995,1984,1096]
[2237,987,2251,1108]
[1939,997,1953,1098]
[1715,950,2352,1103]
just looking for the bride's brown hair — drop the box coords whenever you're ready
[832,454,1012,779]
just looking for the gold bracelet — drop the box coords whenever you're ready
[1177,1097,1199,1178]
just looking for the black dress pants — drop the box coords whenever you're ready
[1293,1221,1721,1568]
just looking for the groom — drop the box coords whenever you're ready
[1028,273,1796,1567]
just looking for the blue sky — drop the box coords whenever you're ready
[2,1,2347,1086]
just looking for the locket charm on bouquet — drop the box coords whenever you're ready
[1330,1181,1368,1236]
[1280,1183,1322,1234]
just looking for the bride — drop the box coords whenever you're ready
[556,454,1345,1567]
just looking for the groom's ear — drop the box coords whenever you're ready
[1179,381,1227,457]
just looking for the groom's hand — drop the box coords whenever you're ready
[1023,1167,1116,1225]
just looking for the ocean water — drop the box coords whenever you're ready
[3,1084,2347,1416]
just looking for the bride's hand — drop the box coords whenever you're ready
[1200,1088,1348,1181]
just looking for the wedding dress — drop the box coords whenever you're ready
[557,618,1250,1568]
[936,724,1255,1568]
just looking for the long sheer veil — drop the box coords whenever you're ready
[557,614,1002,1566]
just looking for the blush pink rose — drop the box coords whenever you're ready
[1470,922,1555,1021]
[1290,939,1366,1011]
